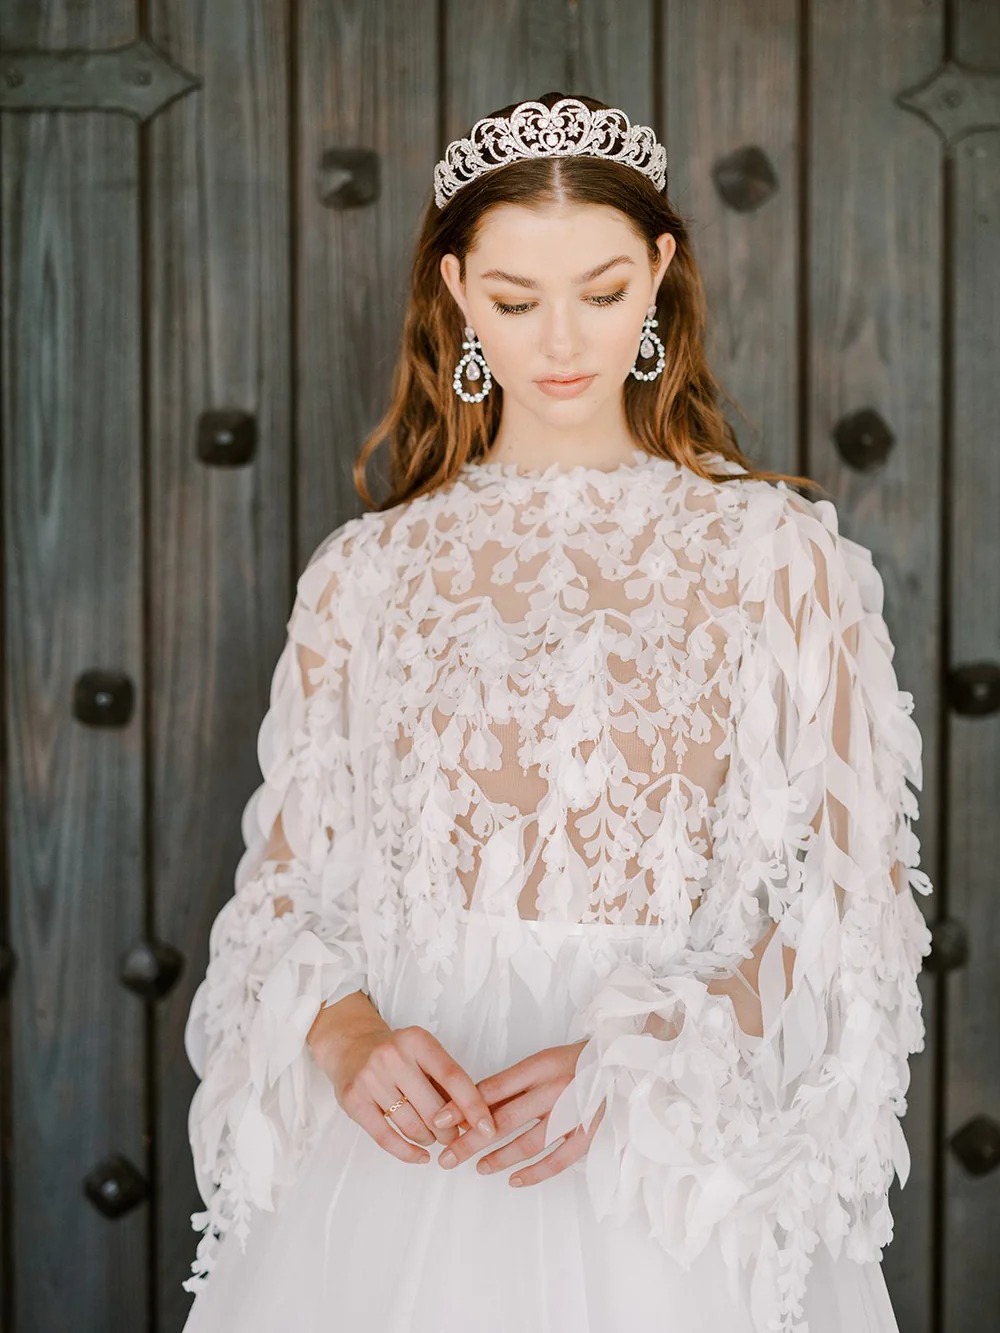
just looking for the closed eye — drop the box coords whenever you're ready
[491,286,629,316]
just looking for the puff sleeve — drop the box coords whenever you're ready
[182,532,370,1295]
[545,489,934,1333]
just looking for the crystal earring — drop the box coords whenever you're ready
[453,324,493,402]
[630,303,665,381]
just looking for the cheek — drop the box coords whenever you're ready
[597,309,645,373]
[474,319,523,379]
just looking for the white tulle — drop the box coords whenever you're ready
[182,446,932,1333]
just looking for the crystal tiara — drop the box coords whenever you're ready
[433,97,668,209]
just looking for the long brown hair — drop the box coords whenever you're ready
[353,91,819,512]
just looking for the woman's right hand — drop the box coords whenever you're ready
[311,1006,497,1164]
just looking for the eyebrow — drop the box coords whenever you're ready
[478,254,636,289]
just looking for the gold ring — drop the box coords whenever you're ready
[383,1095,409,1119]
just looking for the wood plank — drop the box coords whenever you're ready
[945,2,1000,1323]
[144,2,294,1325]
[445,0,575,148]
[297,0,439,552]
[808,2,944,1326]
[0,3,147,1328]
[664,0,800,476]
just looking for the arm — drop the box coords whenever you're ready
[183,530,370,1294]
[545,490,933,1333]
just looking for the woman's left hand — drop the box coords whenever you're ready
[430,1039,605,1186]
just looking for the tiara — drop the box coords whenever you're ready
[433,97,667,209]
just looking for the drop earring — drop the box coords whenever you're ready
[453,324,493,402]
[630,303,665,381]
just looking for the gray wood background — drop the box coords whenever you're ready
[1,1,996,1330]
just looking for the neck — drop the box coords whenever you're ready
[485,400,642,472]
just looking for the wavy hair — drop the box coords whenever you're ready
[353,91,819,511]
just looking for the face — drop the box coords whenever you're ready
[440,201,675,430]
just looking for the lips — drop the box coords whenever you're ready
[535,373,596,399]
[537,374,592,384]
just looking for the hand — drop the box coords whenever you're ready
[432,1040,605,1187]
[315,1022,498,1165]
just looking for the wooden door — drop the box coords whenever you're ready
[1,3,996,1330]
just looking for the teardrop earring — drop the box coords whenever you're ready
[630,303,666,381]
[453,325,493,402]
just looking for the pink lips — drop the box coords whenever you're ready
[535,374,596,399]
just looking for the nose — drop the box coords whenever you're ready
[539,301,584,366]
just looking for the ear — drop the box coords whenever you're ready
[651,232,676,301]
[439,253,469,322]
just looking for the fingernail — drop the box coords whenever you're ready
[439,1149,456,1168]
[434,1110,453,1127]
[509,1176,523,1187]
[477,1118,495,1137]
[476,1159,491,1174]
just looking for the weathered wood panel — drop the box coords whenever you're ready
[945,1,1000,1323]
[808,2,944,1325]
[144,1,294,1326]
[0,2,148,1329]
[297,0,440,557]
[665,0,800,478]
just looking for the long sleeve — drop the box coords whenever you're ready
[544,489,934,1333]
[182,532,370,1295]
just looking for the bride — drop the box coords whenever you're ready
[180,91,932,1333]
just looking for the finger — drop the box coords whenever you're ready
[362,1063,436,1147]
[394,1066,465,1146]
[420,1074,472,1143]
[350,1096,431,1165]
[475,1118,551,1174]
[505,1126,589,1187]
[432,1051,554,1131]
[431,1083,524,1133]
[473,1056,543,1106]
[439,1091,544,1168]
[412,1034,497,1137]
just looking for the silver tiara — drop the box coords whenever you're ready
[433,97,667,209]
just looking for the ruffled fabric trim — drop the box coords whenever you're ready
[182,528,370,1295]
[545,485,933,1333]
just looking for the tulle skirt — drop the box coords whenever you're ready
[181,913,901,1332]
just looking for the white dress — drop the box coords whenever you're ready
[180,446,933,1333]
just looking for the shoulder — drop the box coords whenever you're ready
[292,508,397,633]
[722,474,885,627]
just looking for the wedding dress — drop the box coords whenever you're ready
[180,446,932,1333]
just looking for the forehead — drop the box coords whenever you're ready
[468,203,640,277]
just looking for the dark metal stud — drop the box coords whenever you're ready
[73,670,134,728]
[0,36,200,122]
[832,407,895,471]
[924,917,968,973]
[950,1115,1000,1177]
[0,942,15,998]
[83,1154,149,1218]
[947,662,1000,716]
[196,409,256,466]
[120,938,184,1001]
[711,146,778,213]
[318,147,380,209]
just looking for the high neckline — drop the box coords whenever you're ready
[459,445,664,482]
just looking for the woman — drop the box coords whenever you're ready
[180,92,933,1333]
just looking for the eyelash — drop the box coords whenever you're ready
[491,286,629,316]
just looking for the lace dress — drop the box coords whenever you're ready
[180,446,932,1333]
